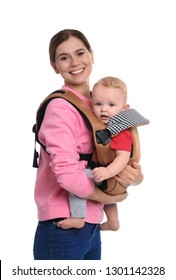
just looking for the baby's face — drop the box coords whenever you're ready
[92,85,127,124]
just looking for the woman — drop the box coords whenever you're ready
[33,29,143,260]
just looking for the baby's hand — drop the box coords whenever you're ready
[92,167,111,182]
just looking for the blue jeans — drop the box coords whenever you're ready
[33,219,101,260]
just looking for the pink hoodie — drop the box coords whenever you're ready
[34,86,104,223]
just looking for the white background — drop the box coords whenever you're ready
[0,0,175,278]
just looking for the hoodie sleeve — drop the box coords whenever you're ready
[39,98,95,198]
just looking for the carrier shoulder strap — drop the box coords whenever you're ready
[33,90,115,167]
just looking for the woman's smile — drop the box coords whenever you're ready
[69,68,84,75]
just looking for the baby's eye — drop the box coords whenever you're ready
[109,103,115,107]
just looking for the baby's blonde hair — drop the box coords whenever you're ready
[93,76,127,96]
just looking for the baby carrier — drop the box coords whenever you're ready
[32,90,149,195]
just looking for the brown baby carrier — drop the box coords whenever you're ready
[32,90,149,195]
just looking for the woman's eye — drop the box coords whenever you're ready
[77,51,85,56]
[60,56,68,61]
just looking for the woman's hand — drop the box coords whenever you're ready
[115,161,143,189]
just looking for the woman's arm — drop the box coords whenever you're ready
[86,186,128,204]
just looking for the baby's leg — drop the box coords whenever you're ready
[100,204,119,231]
[58,193,86,229]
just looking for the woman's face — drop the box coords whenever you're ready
[52,36,94,88]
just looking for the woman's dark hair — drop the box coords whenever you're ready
[49,29,92,63]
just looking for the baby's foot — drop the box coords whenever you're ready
[57,218,85,229]
[99,220,120,231]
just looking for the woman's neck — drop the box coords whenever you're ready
[64,82,91,99]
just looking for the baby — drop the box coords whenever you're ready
[58,76,133,231]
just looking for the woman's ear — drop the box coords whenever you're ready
[90,50,94,65]
[50,62,59,74]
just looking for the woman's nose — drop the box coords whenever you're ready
[70,56,79,66]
